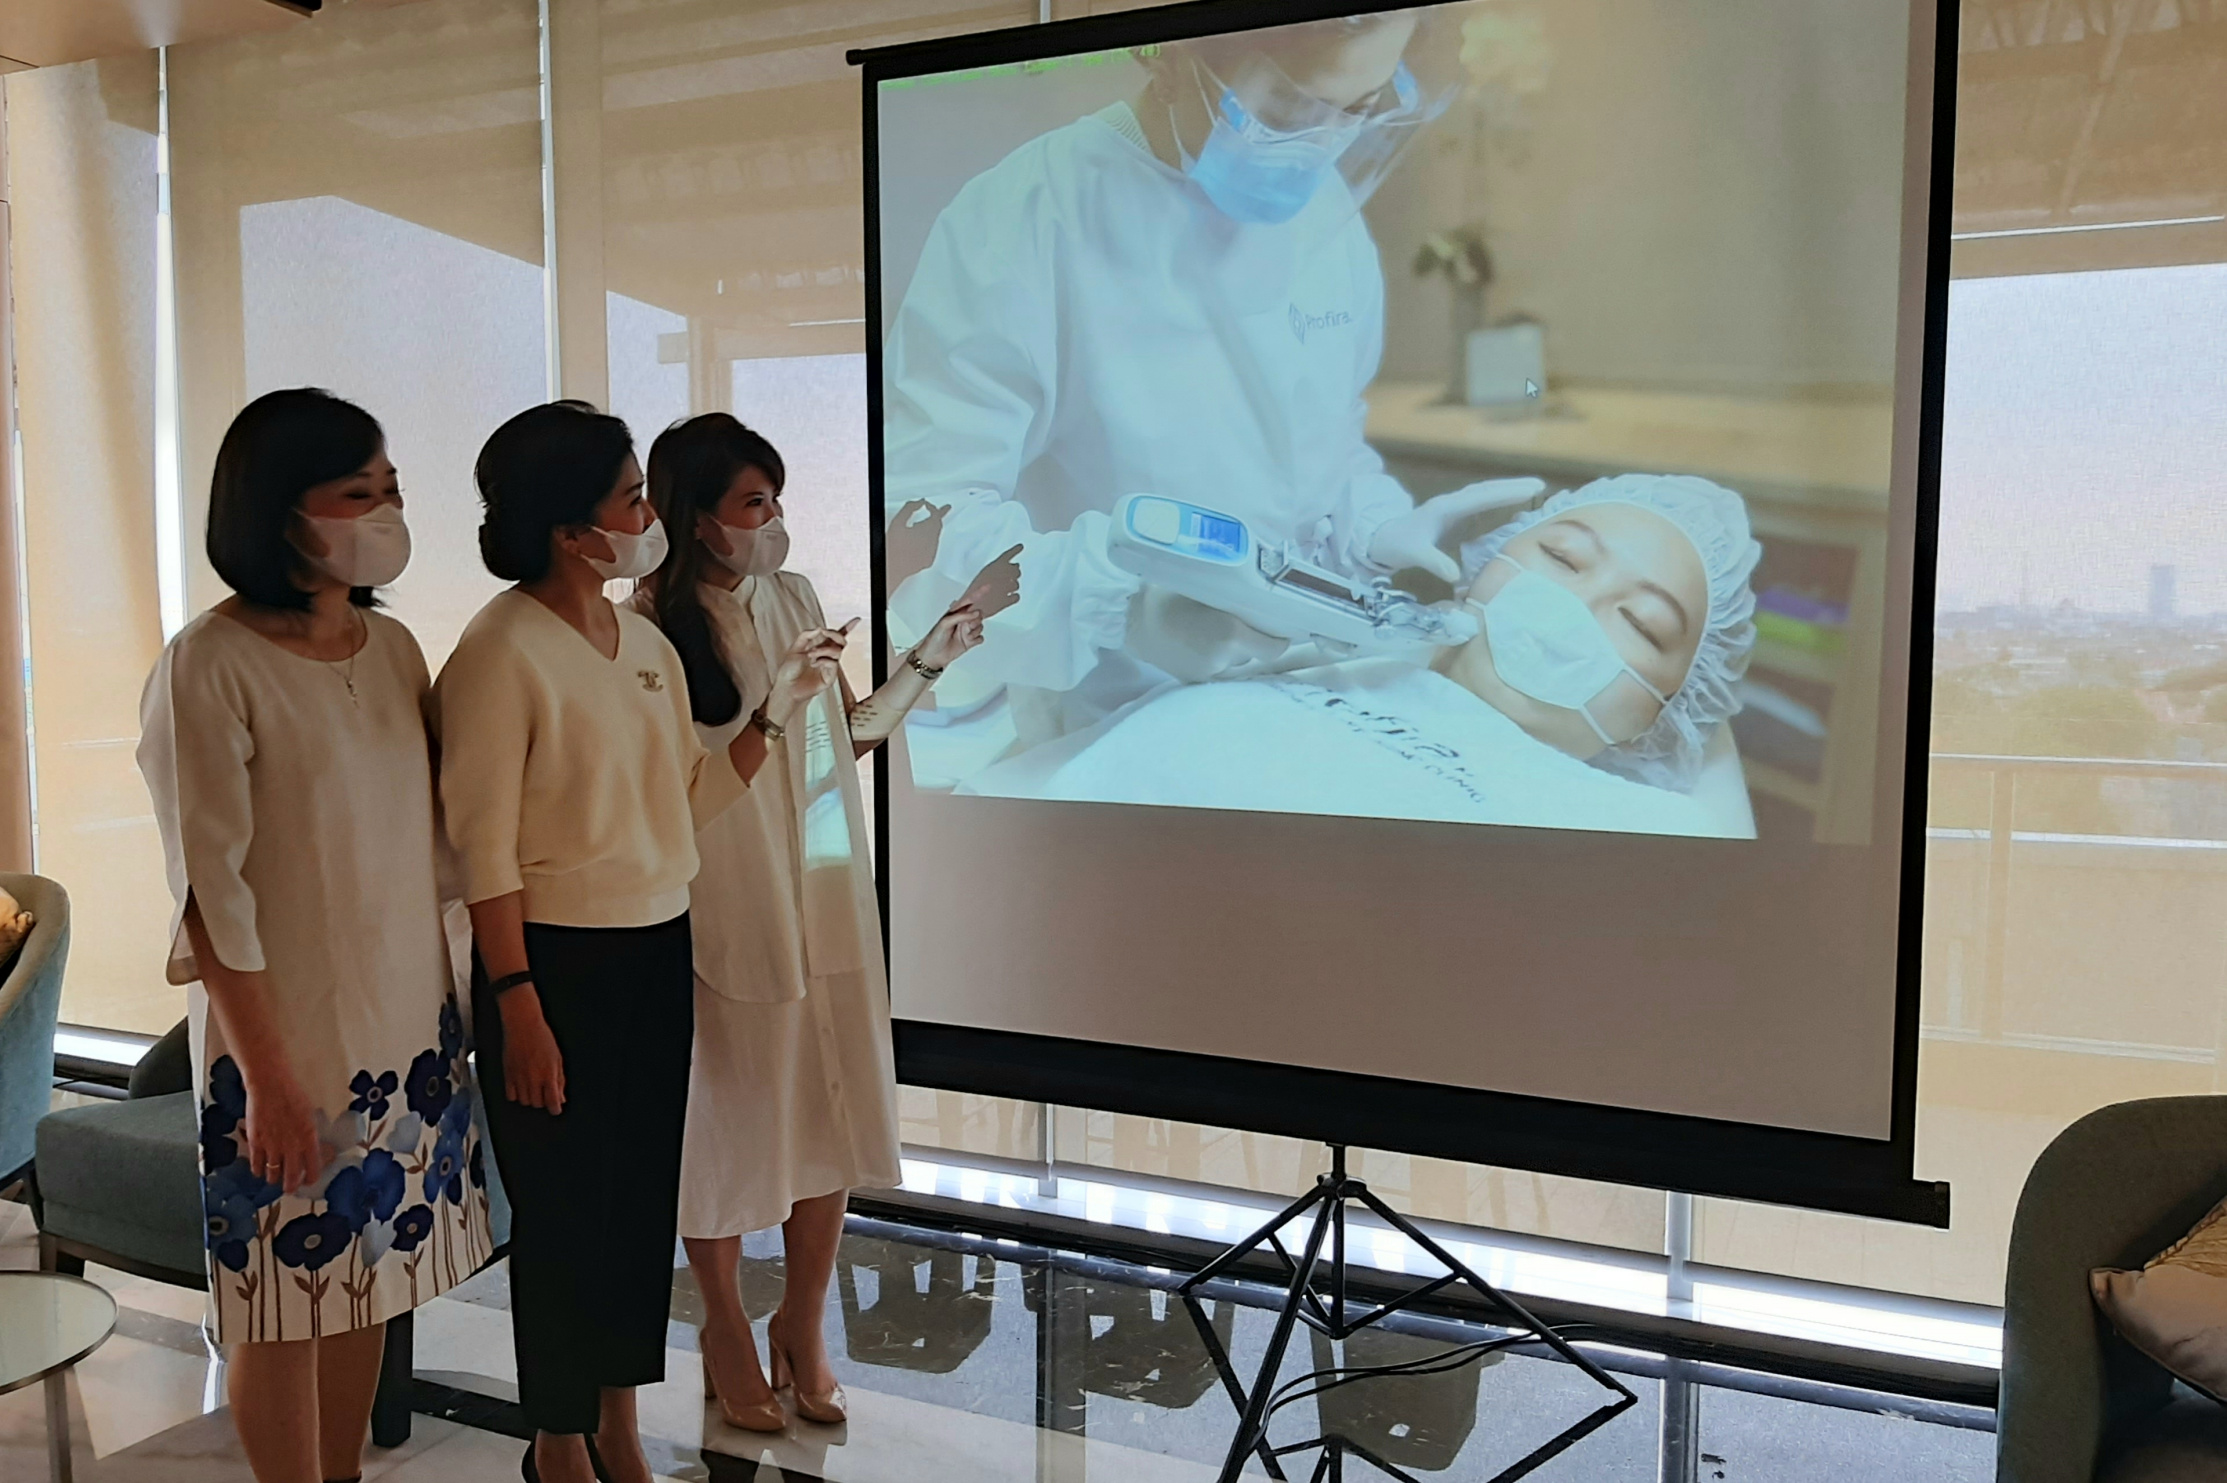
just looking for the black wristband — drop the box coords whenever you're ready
[488,970,535,997]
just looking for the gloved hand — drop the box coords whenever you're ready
[1125,587,1288,683]
[1367,478,1547,584]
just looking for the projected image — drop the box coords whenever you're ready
[878,3,1901,844]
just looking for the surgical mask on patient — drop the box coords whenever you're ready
[297,505,411,588]
[706,515,789,579]
[1472,557,1670,746]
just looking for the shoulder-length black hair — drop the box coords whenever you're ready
[207,388,385,611]
[640,413,788,727]
[475,400,635,583]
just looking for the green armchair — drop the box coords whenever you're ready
[1998,1096,2227,1481]
[0,873,69,1188]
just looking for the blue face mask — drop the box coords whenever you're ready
[1184,87,1364,225]
[1184,61,1425,223]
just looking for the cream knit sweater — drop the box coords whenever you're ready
[436,588,746,928]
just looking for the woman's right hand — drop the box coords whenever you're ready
[499,989,567,1114]
[241,1062,323,1193]
[764,622,856,727]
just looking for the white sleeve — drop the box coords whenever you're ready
[435,635,533,907]
[137,633,264,982]
[883,165,1140,697]
[1326,228,1415,575]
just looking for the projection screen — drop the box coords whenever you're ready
[857,0,1951,1223]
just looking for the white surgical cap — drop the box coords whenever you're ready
[1458,474,1762,792]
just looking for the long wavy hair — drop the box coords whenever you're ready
[641,413,788,727]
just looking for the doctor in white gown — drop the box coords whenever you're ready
[884,11,1499,765]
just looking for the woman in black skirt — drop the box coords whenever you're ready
[435,401,841,1483]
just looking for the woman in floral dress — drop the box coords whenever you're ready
[138,389,490,1483]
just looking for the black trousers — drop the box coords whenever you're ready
[473,914,693,1435]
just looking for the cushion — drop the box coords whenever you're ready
[2095,1194,2227,1403]
[34,1091,206,1279]
[0,887,36,966]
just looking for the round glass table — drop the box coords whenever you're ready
[0,1271,119,1483]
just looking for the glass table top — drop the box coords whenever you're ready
[0,1272,119,1395]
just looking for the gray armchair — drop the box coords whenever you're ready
[0,873,69,1188]
[1999,1096,2227,1482]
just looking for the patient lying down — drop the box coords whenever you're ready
[961,475,1763,839]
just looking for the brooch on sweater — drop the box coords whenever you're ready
[639,670,664,692]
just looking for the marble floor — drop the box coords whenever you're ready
[1,1198,1996,1482]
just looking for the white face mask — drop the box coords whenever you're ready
[297,504,412,588]
[1474,556,1670,747]
[584,516,669,581]
[705,514,789,579]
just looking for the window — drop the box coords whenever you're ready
[8,0,2226,1313]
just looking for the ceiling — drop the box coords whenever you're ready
[0,0,418,72]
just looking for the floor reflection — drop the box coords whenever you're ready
[675,1218,1991,1482]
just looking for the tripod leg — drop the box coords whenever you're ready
[1182,1292,1290,1482]
[1217,1195,1336,1483]
[1186,1180,1332,1292]
[1350,1186,1635,1403]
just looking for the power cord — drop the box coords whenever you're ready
[1257,1324,1607,1430]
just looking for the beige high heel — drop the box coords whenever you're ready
[702,1346,786,1433]
[767,1315,847,1426]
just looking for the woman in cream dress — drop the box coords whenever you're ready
[137,390,489,1483]
[632,413,1010,1432]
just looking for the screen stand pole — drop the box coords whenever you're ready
[1179,1145,1638,1483]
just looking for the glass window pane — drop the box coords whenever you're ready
[169,0,548,669]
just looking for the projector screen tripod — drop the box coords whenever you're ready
[1181,1146,1637,1483]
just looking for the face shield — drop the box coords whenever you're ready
[1154,9,1465,226]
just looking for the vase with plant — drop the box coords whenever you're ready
[1414,227,1493,404]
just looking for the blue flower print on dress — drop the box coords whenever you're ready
[325,1149,407,1234]
[439,997,465,1061]
[390,1205,435,1253]
[199,1055,251,1169]
[208,1056,249,1121]
[403,1048,452,1123]
[424,1123,467,1206]
[348,1068,399,1118]
[204,1170,264,1273]
[199,1118,240,1174]
[273,1210,352,1271]
[384,1112,424,1155]
[438,1091,473,1146]
[359,1148,406,1221]
[358,1219,397,1268]
[468,1139,485,1191]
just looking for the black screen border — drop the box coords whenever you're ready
[853,0,1954,1228]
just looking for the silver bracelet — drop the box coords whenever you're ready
[904,650,945,682]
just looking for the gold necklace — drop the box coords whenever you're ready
[324,609,365,707]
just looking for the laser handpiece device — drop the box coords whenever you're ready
[1106,494,1479,655]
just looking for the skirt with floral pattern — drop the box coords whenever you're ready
[197,993,492,1343]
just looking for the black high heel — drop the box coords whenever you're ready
[521,1434,613,1483]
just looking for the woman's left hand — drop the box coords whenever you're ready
[916,601,987,671]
